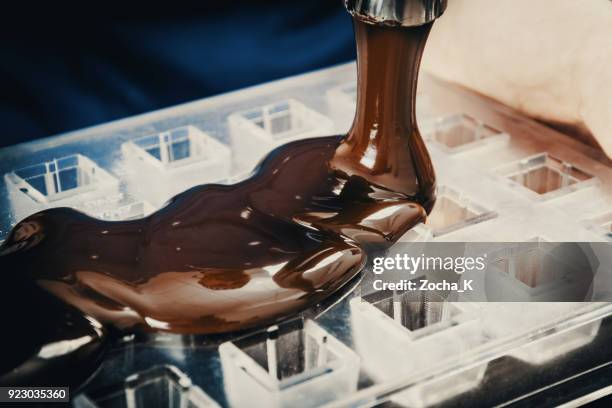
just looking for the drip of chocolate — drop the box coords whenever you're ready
[0,17,435,385]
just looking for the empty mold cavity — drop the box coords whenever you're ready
[95,201,156,221]
[4,154,120,222]
[363,290,465,338]
[228,99,333,172]
[426,186,496,236]
[230,99,332,142]
[491,238,555,288]
[423,114,509,153]
[486,240,595,302]
[5,154,117,203]
[219,319,359,408]
[121,126,231,206]
[349,292,485,408]
[496,153,596,200]
[73,365,219,408]
[122,126,229,171]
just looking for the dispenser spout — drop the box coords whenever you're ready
[344,0,447,26]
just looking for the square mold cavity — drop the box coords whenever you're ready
[73,365,219,408]
[228,99,334,172]
[4,154,120,222]
[349,291,485,408]
[219,319,359,408]
[364,290,465,339]
[121,126,231,206]
[423,114,509,154]
[485,239,595,302]
[425,186,497,237]
[496,153,596,200]
[129,127,208,167]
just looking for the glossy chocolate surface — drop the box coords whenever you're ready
[0,17,435,384]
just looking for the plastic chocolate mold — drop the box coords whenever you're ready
[484,240,594,302]
[479,239,602,363]
[219,319,359,408]
[4,154,120,222]
[422,114,509,154]
[228,99,334,172]
[350,291,486,407]
[73,365,220,408]
[496,153,596,200]
[365,290,465,335]
[121,126,231,206]
[424,186,497,237]
[1,62,612,407]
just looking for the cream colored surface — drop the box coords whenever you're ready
[422,0,612,157]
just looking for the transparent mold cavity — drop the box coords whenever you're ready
[485,240,595,302]
[228,99,333,172]
[126,126,213,169]
[4,154,120,222]
[496,153,596,200]
[490,238,554,287]
[219,319,359,408]
[425,186,497,237]
[366,290,464,337]
[6,154,116,203]
[121,126,231,206]
[423,114,509,154]
[350,292,485,408]
[73,365,220,408]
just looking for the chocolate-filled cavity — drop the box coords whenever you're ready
[0,17,435,384]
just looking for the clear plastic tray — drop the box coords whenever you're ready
[1,62,611,407]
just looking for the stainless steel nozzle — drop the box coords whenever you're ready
[345,0,448,26]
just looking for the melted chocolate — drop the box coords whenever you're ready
[0,17,435,383]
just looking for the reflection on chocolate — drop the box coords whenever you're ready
[0,17,435,383]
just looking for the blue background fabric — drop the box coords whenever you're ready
[0,2,355,147]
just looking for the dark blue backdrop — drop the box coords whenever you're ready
[0,2,355,147]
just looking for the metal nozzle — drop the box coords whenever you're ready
[345,0,448,27]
